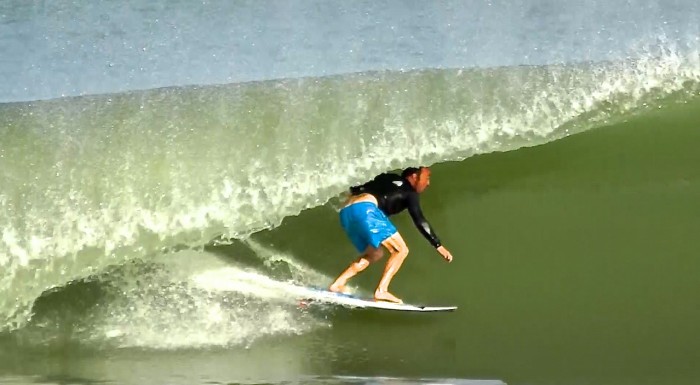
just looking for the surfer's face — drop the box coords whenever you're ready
[409,167,431,193]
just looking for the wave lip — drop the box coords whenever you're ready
[1,44,699,331]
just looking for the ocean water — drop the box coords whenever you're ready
[1,1,699,385]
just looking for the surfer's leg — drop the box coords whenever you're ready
[329,246,384,293]
[374,232,408,304]
[332,200,390,293]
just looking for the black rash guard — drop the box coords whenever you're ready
[349,173,442,249]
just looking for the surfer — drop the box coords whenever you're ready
[329,166,453,303]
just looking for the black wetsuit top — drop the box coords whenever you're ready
[350,173,442,248]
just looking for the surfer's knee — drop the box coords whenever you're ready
[396,245,408,260]
[390,234,409,259]
[388,243,408,263]
[353,258,370,270]
[381,233,409,261]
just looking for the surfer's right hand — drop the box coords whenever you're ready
[437,246,453,263]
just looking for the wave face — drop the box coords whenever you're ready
[1,46,700,332]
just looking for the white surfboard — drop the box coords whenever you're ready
[300,288,457,312]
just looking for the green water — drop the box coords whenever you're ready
[1,98,699,385]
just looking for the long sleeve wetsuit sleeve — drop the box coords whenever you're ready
[406,192,442,248]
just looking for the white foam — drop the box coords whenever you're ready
[88,249,328,349]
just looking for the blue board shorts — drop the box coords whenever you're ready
[339,201,397,253]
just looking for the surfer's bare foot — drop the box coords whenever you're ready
[329,283,348,294]
[374,290,403,304]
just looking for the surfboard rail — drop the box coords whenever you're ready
[300,287,457,312]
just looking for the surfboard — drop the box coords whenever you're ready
[300,287,457,312]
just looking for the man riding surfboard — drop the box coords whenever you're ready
[330,166,453,303]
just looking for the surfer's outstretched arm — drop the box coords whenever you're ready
[406,192,441,247]
[406,193,453,262]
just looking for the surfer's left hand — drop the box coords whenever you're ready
[437,246,453,263]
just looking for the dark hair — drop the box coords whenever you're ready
[401,167,422,179]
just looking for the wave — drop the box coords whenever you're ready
[1,46,699,332]
[9,243,330,349]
